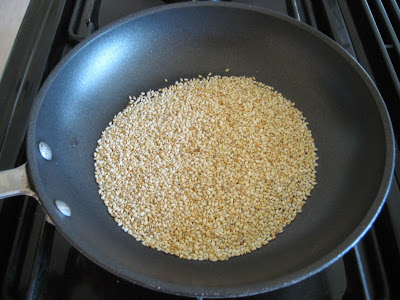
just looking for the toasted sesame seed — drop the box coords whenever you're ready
[94,75,318,261]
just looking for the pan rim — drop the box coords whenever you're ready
[26,1,395,298]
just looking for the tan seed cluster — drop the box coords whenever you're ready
[94,75,318,261]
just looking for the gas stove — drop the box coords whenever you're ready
[1,0,399,299]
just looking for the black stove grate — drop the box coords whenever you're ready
[0,0,399,299]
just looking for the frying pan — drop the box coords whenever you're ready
[0,2,395,298]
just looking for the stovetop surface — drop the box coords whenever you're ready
[1,0,400,299]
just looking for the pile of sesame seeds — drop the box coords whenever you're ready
[94,75,318,261]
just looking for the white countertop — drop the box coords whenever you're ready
[0,0,31,80]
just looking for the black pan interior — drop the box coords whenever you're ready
[27,3,394,297]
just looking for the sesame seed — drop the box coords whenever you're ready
[94,75,318,261]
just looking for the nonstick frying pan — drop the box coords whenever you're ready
[0,2,395,298]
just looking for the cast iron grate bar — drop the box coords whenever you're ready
[342,0,400,142]
[289,0,301,21]
[377,1,400,49]
[302,0,318,28]
[370,0,400,79]
[292,0,339,43]
[382,176,400,253]
[290,0,312,22]
[374,200,400,300]
[353,228,390,300]
[353,245,372,300]
[292,0,357,58]
[369,228,390,299]
[68,0,100,42]
[321,0,356,57]
[361,0,400,100]
[336,0,374,77]
[386,0,400,30]
[25,221,55,300]
[0,198,30,297]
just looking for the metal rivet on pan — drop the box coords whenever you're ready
[55,200,71,217]
[38,141,52,160]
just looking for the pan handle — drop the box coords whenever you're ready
[0,163,38,200]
